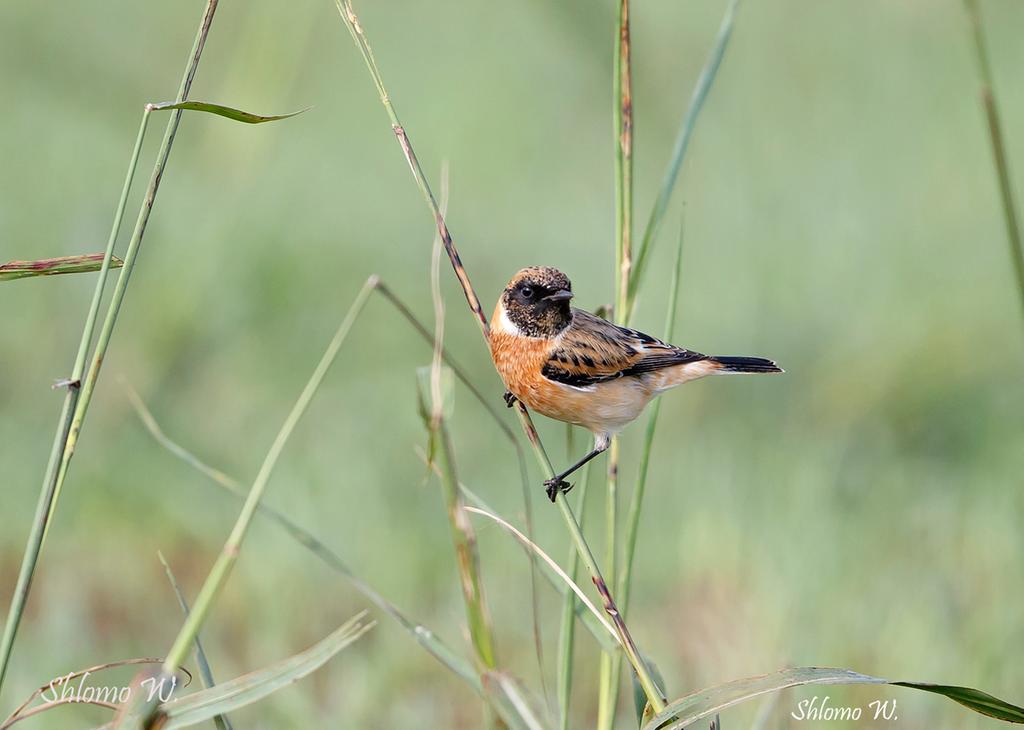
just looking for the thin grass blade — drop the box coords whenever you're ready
[627,0,739,317]
[157,553,232,730]
[455,482,615,654]
[0,254,125,282]
[555,459,595,730]
[620,221,685,611]
[464,506,619,645]
[148,100,307,124]
[963,0,1024,322]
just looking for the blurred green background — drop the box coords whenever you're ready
[2,0,1023,727]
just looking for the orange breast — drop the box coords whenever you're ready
[488,318,654,435]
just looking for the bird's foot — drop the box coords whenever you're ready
[503,391,518,408]
[543,477,573,503]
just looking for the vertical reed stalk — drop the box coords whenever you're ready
[596,437,621,728]
[614,0,634,322]
[598,2,633,725]
[963,0,1024,322]
[0,0,219,695]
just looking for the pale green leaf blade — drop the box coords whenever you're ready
[628,0,739,302]
[148,100,308,124]
[162,613,373,728]
[0,254,124,281]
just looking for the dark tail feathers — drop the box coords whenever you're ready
[710,355,783,374]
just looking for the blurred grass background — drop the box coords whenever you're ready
[2,0,1023,727]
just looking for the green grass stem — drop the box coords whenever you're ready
[626,0,739,323]
[0,0,220,694]
[157,552,232,730]
[613,0,634,322]
[599,2,634,725]
[621,222,684,612]
[555,460,595,730]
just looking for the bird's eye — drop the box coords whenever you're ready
[520,286,534,299]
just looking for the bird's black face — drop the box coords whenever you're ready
[501,267,574,337]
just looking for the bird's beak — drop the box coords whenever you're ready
[543,289,574,302]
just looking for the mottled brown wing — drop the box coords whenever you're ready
[541,309,707,388]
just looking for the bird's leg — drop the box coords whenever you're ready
[543,436,610,502]
[503,390,518,408]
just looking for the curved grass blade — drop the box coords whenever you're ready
[643,667,1024,730]
[148,101,308,124]
[0,254,124,282]
[415,454,616,655]
[463,506,619,646]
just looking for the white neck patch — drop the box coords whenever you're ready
[497,305,524,336]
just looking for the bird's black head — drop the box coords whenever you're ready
[500,266,574,337]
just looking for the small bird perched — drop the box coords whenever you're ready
[489,266,782,501]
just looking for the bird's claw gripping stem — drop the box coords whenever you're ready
[543,477,573,502]
[503,390,518,408]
